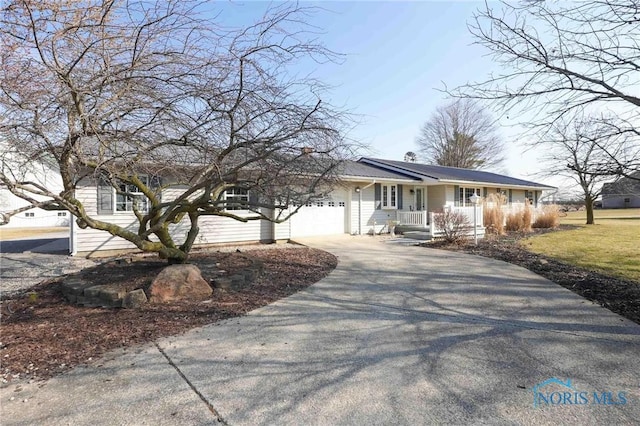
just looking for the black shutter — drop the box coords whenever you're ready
[374,183,381,210]
[454,185,460,206]
[397,184,403,209]
[248,190,259,210]
[508,189,513,203]
[97,176,114,215]
[483,187,487,197]
[535,190,539,207]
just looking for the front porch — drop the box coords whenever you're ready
[396,206,484,240]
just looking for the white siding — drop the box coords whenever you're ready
[0,150,67,228]
[349,183,398,235]
[400,185,413,211]
[511,189,526,204]
[426,185,446,210]
[74,177,276,254]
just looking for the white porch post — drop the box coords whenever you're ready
[470,192,481,245]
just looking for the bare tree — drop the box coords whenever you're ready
[539,116,612,224]
[416,99,505,170]
[457,0,640,179]
[0,0,353,262]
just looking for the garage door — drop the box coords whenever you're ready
[289,191,347,237]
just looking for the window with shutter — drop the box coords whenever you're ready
[97,175,158,215]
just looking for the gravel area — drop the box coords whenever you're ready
[0,242,305,298]
[0,254,100,298]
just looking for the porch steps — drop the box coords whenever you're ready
[403,231,432,241]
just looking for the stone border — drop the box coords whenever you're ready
[61,255,265,308]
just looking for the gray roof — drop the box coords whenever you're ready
[359,157,555,189]
[339,160,419,181]
[602,172,640,195]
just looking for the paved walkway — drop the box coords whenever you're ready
[2,236,639,425]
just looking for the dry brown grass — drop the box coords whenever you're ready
[505,211,524,231]
[505,203,533,232]
[532,205,560,228]
[483,193,506,235]
[522,202,533,232]
[0,227,67,241]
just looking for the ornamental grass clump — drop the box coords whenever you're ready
[483,193,506,235]
[522,202,533,233]
[532,205,561,228]
[505,202,534,232]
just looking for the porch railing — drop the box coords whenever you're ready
[397,210,428,227]
[399,206,485,239]
[450,206,483,228]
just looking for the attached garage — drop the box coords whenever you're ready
[288,190,348,237]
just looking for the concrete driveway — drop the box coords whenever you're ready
[2,236,640,425]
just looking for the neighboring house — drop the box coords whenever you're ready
[0,143,70,229]
[601,172,640,209]
[69,157,554,256]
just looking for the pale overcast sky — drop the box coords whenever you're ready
[215,1,554,186]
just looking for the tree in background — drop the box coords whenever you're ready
[416,99,505,170]
[457,0,640,180]
[538,116,612,225]
[0,1,353,262]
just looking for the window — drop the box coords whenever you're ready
[624,198,631,203]
[525,190,534,204]
[338,201,345,207]
[224,188,249,211]
[328,201,335,207]
[24,212,34,217]
[317,201,324,207]
[458,187,481,207]
[58,212,67,217]
[97,175,160,215]
[381,184,397,209]
[116,179,149,212]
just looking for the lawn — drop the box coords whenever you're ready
[0,227,67,241]
[522,209,640,282]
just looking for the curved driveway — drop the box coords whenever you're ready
[3,236,640,425]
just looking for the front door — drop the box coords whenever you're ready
[416,188,424,210]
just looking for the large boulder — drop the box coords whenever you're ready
[148,264,213,303]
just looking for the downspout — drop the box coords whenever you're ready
[358,180,376,235]
[69,213,77,256]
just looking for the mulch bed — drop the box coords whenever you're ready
[0,247,337,383]
[421,227,640,326]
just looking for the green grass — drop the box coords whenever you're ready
[522,209,640,282]
[562,208,640,222]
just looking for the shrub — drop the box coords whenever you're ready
[483,193,506,235]
[432,209,471,243]
[533,205,560,228]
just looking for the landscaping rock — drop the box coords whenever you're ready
[122,289,148,309]
[148,264,212,303]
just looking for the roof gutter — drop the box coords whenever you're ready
[438,179,557,191]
